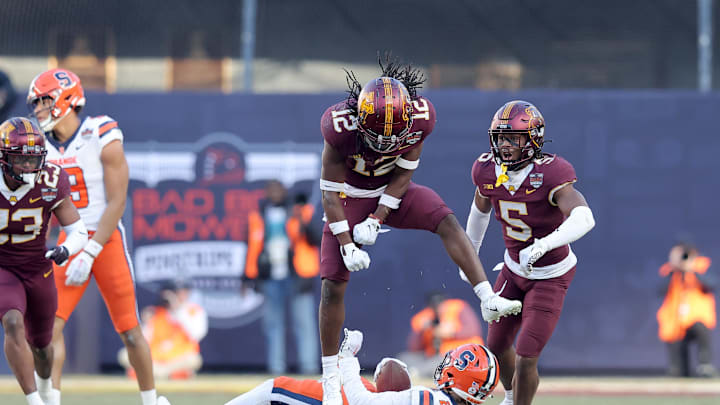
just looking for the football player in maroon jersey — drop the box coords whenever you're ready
[318,60,521,405]
[464,101,595,405]
[0,117,88,405]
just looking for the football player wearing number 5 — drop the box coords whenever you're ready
[318,60,521,405]
[0,118,88,405]
[28,69,171,405]
[465,101,595,405]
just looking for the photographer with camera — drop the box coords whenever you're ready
[657,242,718,377]
[118,280,208,379]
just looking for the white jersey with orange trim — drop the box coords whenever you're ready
[45,115,123,230]
[340,357,456,405]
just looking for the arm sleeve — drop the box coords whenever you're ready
[339,357,413,405]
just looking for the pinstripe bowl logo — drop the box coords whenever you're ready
[125,133,320,328]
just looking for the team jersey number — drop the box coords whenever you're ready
[39,163,61,188]
[352,155,399,177]
[411,99,431,120]
[332,109,358,133]
[498,200,532,242]
[64,167,89,208]
[0,208,43,244]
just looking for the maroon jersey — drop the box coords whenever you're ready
[0,162,71,272]
[320,96,436,190]
[472,153,577,268]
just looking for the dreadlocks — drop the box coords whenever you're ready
[344,52,427,114]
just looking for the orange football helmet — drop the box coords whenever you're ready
[434,344,499,404]
[27,68,85,132]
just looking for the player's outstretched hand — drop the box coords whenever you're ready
[518,238,550,274]
[353,216,386,245]
[65,250,95,286]
[45,246,70,266]
[340,243,370,272]
[339,328,363,358]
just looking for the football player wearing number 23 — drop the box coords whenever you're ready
[465,100,595,405]
[0,117,87,405]
[318,58,521,405]
[28,69,171,405]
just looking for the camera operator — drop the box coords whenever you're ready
[657,242,718,377]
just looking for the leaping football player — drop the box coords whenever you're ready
[464,100,595,405]
[0,117,88,405]
[28,69,171,405]
[318,58,521,405]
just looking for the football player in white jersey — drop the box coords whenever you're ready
[338,329,499,405]
[28,68,171,405]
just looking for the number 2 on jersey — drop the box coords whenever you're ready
[63,167,89,209]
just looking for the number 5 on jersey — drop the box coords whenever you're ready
[63,167,89,208]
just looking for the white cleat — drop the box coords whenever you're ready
[481,294,522,322]
[321,372,343,405]
[157,396,172,405]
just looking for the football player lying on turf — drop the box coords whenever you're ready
[338,329,499,405]
[224,356,410,405]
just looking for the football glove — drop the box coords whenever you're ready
[341,243,370,272]
[518,238,550,274]
[65,240,102,286]
[45,246,70,266]
[352,215,389,245]
[339,328,363,359]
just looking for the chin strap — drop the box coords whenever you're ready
[495,164,509,187]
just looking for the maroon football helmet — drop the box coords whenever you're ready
[0,117,47,185]
[357,77,413,153]
[488,100,545,170]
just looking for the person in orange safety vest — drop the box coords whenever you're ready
[397,292,484,378]
[245,180,321,374]
[657,242,718,377]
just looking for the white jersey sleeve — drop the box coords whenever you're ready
[44,115,125,230]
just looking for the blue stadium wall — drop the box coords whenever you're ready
[2,89,719,374]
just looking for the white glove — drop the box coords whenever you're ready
[352,216,388,245]
[341,243,370,272]
[65,251,94,286]
[65,240,102,286]
[339,328,363,358]
[518,238,550,274]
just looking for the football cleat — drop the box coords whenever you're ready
[481,294,522,323]
[157,396,172,405]
[321,372,343,405]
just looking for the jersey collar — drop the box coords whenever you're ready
[46,117,87,153]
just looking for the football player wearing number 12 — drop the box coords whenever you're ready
[318,58,521,405]
[465,100,595,405]
[28,69,171,405]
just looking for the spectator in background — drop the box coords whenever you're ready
[118,280,208,380]
[398,292,484,378]
[0,70,18,121]
[245,180,321,374]
[657,242,718,377]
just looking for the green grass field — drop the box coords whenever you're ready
[0,375,717,405]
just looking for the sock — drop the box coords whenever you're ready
[504,389,513,403]
[474,281,494,301]
[26,392,44,405]
[51,388,61,405]
[34,371,52,394]
[321,355,339,376]
[140,389,157,405]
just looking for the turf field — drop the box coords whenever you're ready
[0,374,718,404]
